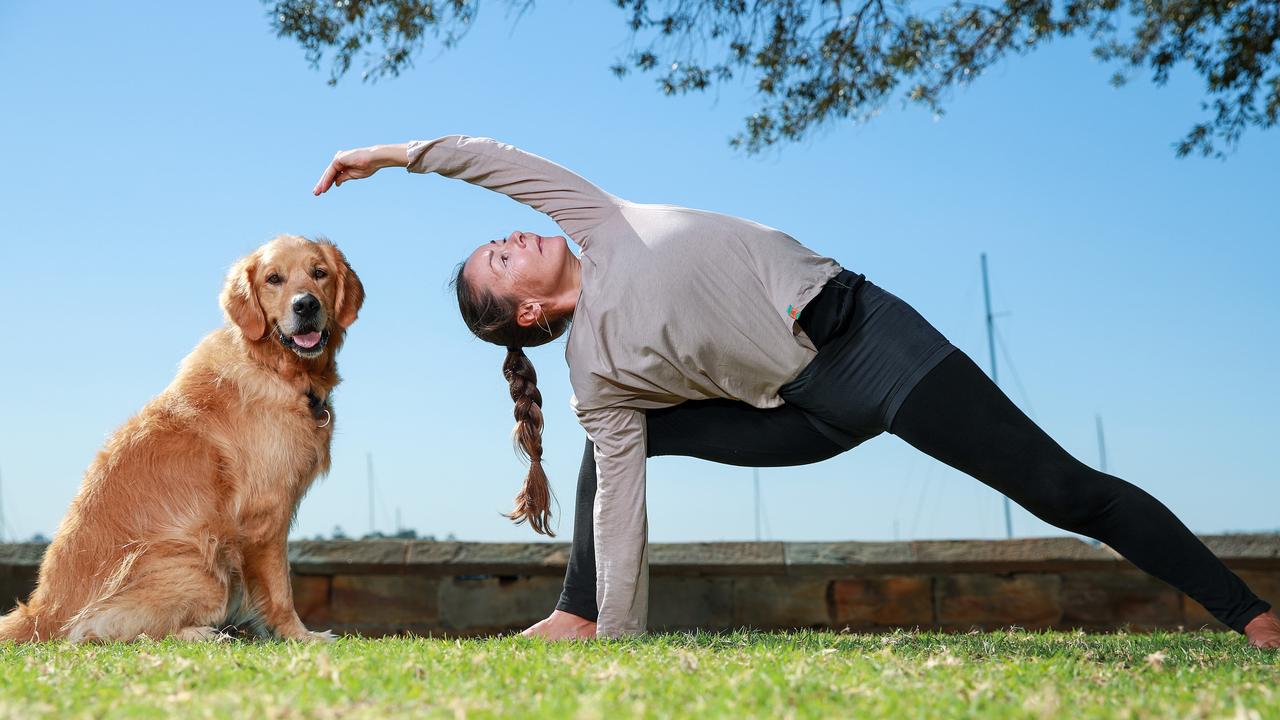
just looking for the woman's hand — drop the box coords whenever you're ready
[312,143,410,195]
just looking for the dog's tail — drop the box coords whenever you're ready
[0,603,41,643]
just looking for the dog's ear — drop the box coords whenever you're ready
[220,252,267,341]
[319,242,364,329]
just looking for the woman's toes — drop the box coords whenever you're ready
[521,618,554,639]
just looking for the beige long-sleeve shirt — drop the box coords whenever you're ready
[407,136,841,636]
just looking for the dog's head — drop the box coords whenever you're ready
[220,235,365,358]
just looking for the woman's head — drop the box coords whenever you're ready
[459,231,577,333]
[453,230,580,536]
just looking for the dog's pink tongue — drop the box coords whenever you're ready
[292,332,322,349]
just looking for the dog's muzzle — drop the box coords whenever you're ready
[278,293,329,358]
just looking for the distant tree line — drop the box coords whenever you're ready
[309,526,458,541]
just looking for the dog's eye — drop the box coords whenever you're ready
[313,267,328,280]
[266,273,283,285]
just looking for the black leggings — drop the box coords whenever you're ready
[556,350,1270,633]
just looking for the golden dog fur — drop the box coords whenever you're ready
[0,235,364,642]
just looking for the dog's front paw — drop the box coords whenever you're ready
[305,629,338,642]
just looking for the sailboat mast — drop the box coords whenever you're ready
[982,253,1014,540]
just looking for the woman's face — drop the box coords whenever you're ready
[462,230,574,313]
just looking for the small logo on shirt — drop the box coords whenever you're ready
[787,304,800,319]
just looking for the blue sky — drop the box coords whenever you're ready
[1,2,1276,544]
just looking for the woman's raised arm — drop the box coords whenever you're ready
[314,136,621,247]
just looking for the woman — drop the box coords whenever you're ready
[313,136,1279,647]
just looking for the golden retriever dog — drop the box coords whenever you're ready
[0,234,364,642]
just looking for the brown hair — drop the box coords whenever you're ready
[453,262,570,536]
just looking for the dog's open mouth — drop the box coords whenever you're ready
[278,328,330,358]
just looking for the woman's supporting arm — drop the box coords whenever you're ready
[577,406,650,637]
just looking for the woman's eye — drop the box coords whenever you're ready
[266,273,283,285]
[313,267,328,279]
[501,255,509,266]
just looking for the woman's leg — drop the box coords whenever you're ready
[546,399,848,630]
[889,350,1273,636]
[552,439,608,626]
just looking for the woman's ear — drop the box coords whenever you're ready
[220,252,267,341]
[516,302,542,328]
[319,241,365,328]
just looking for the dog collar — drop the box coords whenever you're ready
[305,389,331,428]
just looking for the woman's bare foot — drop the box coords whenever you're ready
[1244,610,1280,649]
[521,610,596,640]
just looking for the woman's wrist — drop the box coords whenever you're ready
[373,143,410,169]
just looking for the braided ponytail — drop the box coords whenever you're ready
[502,347,554,535]
[453,261,568,537]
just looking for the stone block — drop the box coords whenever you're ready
[937,573,1062,629]
[447,543,569,576]
[650,542,785,576]
[437,575,563,634]
[1238,570,1280,608]
[1058,571,1182,629]
[403,541,461,568]
[1201,535,1280,563]
[329,574,439,635]
[0,566,38,613]
[732,576,832,629]
[831,576,933,629]
[0,543,46,568]
[785,542,913,575]
[289,540,409,575]
[649,577,734,632]
[912,538,1119,573]
[291,575,331,626]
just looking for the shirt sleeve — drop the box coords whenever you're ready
[405,135,620,249]
[575,406,649,637]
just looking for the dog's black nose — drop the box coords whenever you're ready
[292,294,320,318]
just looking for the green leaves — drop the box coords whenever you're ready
[265,0,1280,157]
[265,0,493,86]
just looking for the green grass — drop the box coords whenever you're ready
[0,630,1276,718]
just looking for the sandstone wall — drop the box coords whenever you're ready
[0,536,1275,637]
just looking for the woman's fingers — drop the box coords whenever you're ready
[313,148,382,195]
[313,160,343,195]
